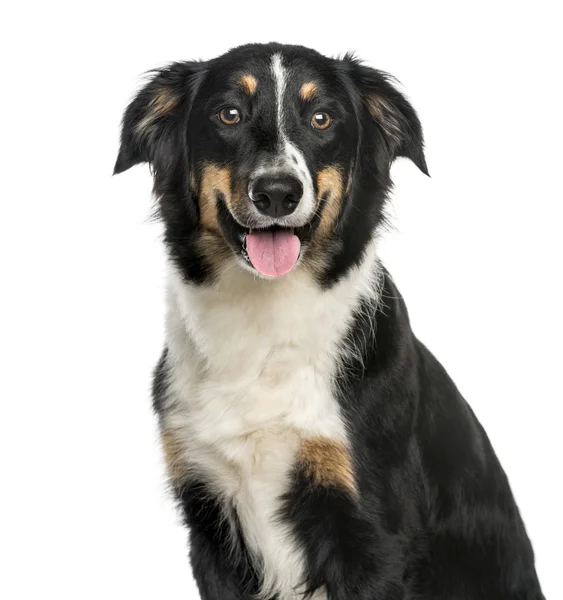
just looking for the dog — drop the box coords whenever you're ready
[114,43,544,600]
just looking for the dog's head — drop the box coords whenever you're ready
[115,43,428,285]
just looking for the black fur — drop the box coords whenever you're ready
[278,273,544,599]
[115,43,430,286]
[116,43,544,599]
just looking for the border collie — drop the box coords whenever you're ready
[114,43,544,600]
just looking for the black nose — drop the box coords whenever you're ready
[250,175,303,218]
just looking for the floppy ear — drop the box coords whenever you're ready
[114,62,203,175]
[348,59,429,176]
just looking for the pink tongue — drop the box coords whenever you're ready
[245,230,301,277]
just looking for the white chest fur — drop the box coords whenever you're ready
[161,246,379,599]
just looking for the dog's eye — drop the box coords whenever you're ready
[219,107,241,125]
[311,111,332,130]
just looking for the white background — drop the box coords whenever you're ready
[1,1,561,598]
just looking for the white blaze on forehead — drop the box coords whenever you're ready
[262,53,314,224]
[271,53,287,132]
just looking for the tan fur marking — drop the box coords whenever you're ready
[199,230,232,273]
[197,165,233,273]
[161,431,189,482]
[199,165,232,231]
[224,178,249,215]
[315,166,344,240]
[135,88,179,135]
[365,94,402,146]
[300,81,318,101]
[298,437,356,494]
[239,74,258,95]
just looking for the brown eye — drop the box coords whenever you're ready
[219,107,241,125]
[311,111,332,130]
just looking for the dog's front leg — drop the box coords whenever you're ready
[280,440,404,600]
[176,480,259,600]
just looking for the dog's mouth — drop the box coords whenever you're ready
[241,226,301,278]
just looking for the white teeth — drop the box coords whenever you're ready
[241,233,250,262]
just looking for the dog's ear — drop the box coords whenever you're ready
[114,62,204,175]
[346,58,429,176]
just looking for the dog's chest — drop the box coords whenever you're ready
[163,264,374,599]
[166,265,357,458]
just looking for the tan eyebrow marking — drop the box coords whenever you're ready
[300,81,319,101]
[239,74,258,95]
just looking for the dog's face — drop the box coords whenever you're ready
[115,43,428,285]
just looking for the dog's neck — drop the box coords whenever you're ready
[164,239,382,377]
